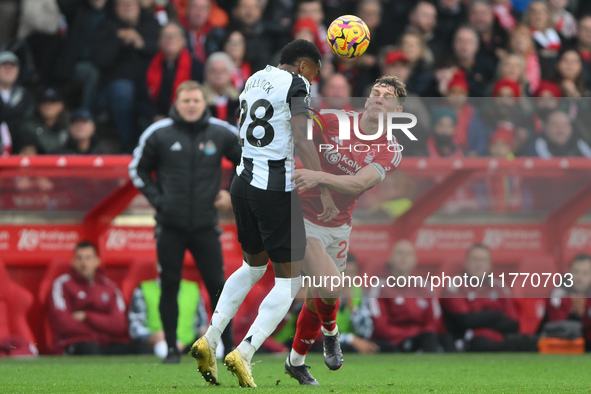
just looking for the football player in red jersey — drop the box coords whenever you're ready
[285,75,406,385]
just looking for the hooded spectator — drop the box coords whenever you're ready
[20,88,69,154]
[52,109,105,155]
[427,107,463,158]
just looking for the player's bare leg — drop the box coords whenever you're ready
[191,250,269,385]
[226,255,303,388]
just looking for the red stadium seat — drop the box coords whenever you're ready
[38,259,71,354]
[0,260,36,351]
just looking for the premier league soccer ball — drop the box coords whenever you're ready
[327,15,371,58]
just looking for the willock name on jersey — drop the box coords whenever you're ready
[300,111,403,227]
[236,65,311,192]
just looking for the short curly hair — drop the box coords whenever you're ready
[372,75,407,104]
[279,39,322,66]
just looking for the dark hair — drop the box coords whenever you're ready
[279,39,321,67]
[75,240,98,254]
[570,253,591,268]
[371,75,407,104]
[466,243,490,258]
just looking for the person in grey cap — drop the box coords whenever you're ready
[0,51,34,132]
[51,109,105,154]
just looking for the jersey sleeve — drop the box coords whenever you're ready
[370,141,402,182]
[286,75,311,116]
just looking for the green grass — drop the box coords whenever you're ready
[1,353,591,393]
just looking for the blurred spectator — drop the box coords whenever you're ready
[139,0,178,25]
[221,29,250,90]
[295,0,330,60]
[553,49,589,97]
[128,262,208,359]
[337,255,379,354]
[140,22,201,125]
[0,0,18,49]
[92,0,160,153]
[491,0,519,32]
[20,88,69,154]
[525,108,591,157]
[530,80,562,134]
[47,241,129,355]
[52,109,106,154]
[469,78,529,156]
[544,254,591,324]
[408,1,440,57]
[497,53,528,95]
[549,0,577,40]
[0,51,34,133]
[440,244,534,352]
[469,0,508,61]
[318,72,354,112]
[185,0,224,64]
[444,69,475,151]
[55,0,110,111]
[509,25,542,93]
[488,125,515,159]
[231,0,272,72]
[0,89,38,156]
[356,0,383,67]
[366,240,444,353]
[17,0,62,40]
[261,0,295,53]
[435,0,468,55]
[523,0,563,77]
[452,26,496,97]
[398,31,434,97]
[378,49,430,154]
[574,16,591,87]
[290,18,323,61]
[427,107,463,158]
[201,52,239,125]
[541,254,591,349]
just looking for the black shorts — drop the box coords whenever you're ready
[230,176,306,263]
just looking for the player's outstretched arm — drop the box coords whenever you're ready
[293,164,382,195]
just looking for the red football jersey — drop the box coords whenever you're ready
[300,112,402,226]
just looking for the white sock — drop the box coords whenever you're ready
[321,326,339,337]
[204,261,267,349]
[289,348,306,366]
[240,276,302,363]
[237,341,256,362]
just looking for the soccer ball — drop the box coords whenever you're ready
[327,15,371,58]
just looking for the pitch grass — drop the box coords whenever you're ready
[1,353,591,393]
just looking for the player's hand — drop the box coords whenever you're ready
[351,336,380,354]
[318,187,339,222]
[214,189,232,211]
[292,169,324,191]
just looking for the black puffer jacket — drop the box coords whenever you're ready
[129,106,241,231]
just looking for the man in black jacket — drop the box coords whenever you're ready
[129,80,241,363]
[92,0,160,152]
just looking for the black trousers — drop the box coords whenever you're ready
[155,224,234,354]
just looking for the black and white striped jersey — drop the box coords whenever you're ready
[236,65,310,192]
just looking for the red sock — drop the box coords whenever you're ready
[292,304,322,356]
[314,298,340,332]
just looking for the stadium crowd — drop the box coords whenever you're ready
[0,0,591,156]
